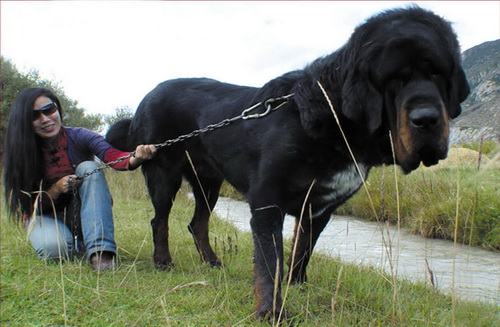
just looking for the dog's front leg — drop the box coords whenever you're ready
[250,204,287,321]
[288,212,331,283]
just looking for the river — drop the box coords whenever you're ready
[212,196,500,305]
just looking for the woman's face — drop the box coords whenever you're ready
[32,96,61,141]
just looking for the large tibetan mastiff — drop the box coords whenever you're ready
[107,6,469,320]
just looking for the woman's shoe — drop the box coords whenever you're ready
[90,251,116,271]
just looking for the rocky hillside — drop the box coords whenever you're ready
[450,39,500,145]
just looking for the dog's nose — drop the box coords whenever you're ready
[409,108,440,131]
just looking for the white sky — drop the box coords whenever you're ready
[1,1,499,116]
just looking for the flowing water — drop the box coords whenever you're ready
[212,196,500,305]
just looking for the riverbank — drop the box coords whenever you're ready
[338,148,500,250]
[212,196,500,305]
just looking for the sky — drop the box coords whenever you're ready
[1,1,499,117]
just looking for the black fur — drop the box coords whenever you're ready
[107,6,469,319]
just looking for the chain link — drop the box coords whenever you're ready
[72,93,293,181]
[152,114,243,150]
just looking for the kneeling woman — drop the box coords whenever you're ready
[3,88,156,271]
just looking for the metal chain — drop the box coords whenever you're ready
[72,93,294,181]
[152,114,242,150]
[153,93,294,149]
[67,93,293,247]
[70,185,80,255]
[72,153,134,181]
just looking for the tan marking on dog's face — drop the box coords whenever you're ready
[393,107,413,164]
[440,106,450,140]
[392,99,451,171]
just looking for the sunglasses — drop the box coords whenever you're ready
[33,102,58,121]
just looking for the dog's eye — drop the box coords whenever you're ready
[423,61,442,78]
[431,73,441,81]
[395,67,412,82]
[428,65,443,80]
[431,73,446,89]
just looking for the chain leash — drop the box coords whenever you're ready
[72,93,294,181]
[67,93,293,250]
[70,185,80,255]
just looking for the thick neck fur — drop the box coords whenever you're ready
[288,50,392,167]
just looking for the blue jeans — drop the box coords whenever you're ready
[27,161,116,260]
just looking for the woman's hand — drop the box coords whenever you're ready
[129,144,157,169]
[48,175,82,199]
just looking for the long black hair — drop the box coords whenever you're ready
[3,88,63,219]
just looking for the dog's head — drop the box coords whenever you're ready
[341,7,470,173]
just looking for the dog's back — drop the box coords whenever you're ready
[130,78,257,144]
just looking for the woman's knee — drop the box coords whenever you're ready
[75,161,100,175]
[76,161,109,187]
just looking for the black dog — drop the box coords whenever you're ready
[107,6,469,320]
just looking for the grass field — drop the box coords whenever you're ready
[1,169,499,326]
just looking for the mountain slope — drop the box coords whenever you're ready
[451,39,500,144]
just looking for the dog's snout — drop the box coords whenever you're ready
[409,108,440,131]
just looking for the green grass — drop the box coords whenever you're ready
[2,169,499,326]
[337,165,500,250]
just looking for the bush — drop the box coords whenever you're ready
[460,141,499,157]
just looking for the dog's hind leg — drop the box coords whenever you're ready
[287,212,331,283]
[143,157,183,270]
[184,163,223,267]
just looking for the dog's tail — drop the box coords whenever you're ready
[106,118,135,151]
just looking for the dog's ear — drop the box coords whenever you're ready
[447,65,470,119]
[341,65,384,133]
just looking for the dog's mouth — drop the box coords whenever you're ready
[398,143,448,173]
[420,148,442,167]
[399,160,421,174]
